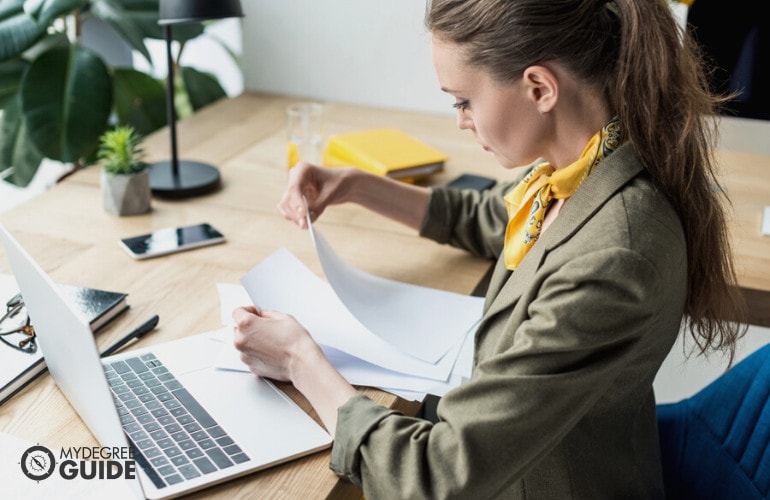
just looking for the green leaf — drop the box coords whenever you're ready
[0,57,27,109]
[0,95,23,172]
[180,66,226,112]
[24,0,86,26]
[0,0,22,18]
[113,67,166,135]
[163,22,205,44]
[100,0,205,51]
[97,0,201,44]
[140,19,205,44]
[20,30,68,61]
[114,0,157,7]
[90,0,152,64]
[0,94,44,187]
[20,44,112,162]
[0,0,47,61]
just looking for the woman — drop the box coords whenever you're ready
[233,0,746,497]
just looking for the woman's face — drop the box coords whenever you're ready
[431,37,548,169]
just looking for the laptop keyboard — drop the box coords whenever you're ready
[105,353,250,489]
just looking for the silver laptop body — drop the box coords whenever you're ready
[0,225,331,499]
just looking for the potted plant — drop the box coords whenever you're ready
[0,0,233,186]
[99,126,151,216]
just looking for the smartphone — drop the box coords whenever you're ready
[447,173,497,192]
[120,223,225,260]
[762,206,770,237]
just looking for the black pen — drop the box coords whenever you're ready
[100,315,160,358]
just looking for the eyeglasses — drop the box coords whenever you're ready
[0,293,37,354]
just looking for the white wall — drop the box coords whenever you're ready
[238,1,695,116]
[134,18,244,98]
[654,324,770,404]
[240,0,450,115]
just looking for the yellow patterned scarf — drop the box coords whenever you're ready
[502,117,623,270]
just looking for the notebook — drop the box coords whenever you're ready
[323,128,446,181]
[0,225,332,499]
[0,276,128,406]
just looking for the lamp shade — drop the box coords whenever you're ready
[159,0,244,25]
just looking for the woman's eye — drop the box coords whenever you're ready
[452,100,470,111]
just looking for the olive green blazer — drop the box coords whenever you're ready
[331,143,685,499]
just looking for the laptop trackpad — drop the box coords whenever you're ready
[152,329,228,375]
[154,331,332,464]
[178,368,331,466]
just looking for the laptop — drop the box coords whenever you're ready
[0,225,332,499]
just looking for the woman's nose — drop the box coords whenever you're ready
[457,113,474,131]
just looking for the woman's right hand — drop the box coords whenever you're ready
[277,162,358,229]
[278,161,431,231]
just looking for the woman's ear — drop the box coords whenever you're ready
[522,65,558,113]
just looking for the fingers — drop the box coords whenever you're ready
[242,304,260,315]
[277,162,335,229]
[278,172,310,228]
[231,308,296,382]
[277,190,306,228]
[232,306,258,327]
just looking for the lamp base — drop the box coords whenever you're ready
[149,160,221,198]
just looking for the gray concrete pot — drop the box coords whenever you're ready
[101,170,151,216]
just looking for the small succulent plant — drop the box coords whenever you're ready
[98,126,148,175]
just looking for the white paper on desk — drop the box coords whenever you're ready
[307,218,482,364]
[319,325,475,396]
[217,282,252,326]
[212,326,474,397]
[237,251,474,381]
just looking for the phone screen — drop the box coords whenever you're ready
[447,173,497,192]
[120,223,225,259]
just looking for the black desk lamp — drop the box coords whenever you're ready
[150,0,244,198]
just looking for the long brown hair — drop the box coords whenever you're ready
[426,0,747,360]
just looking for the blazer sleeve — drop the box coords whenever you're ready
[329,246,670,499]
[419,181,516,259]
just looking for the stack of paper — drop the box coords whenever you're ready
[216,221,483,401]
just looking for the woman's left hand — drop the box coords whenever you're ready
[232,305,360,434]
[232,306,317,382]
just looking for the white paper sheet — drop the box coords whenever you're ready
[213,325,475,397]
[308,221,481,363]
[224,213,485,396]
[217,283,251,326]
[237,251,474,381]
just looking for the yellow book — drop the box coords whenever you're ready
[323,128,447,180]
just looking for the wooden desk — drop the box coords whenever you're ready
[0,93,497,499]
[716,147,770,326]
[1,93,768,498]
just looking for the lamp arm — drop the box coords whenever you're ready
[164,24,180,179]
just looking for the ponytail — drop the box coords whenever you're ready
[612,0,746,361]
